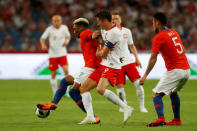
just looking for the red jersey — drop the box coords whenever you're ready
[152,28,190,71]
[80,30,101,69]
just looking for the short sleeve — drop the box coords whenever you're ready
[64,25,71,37]
[41,27,50,39]
[80,30,93,41]
[152,36,161,53]
[127,29,134,45]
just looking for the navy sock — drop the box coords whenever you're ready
[51,78,68,104]
[153,96,164,119]
[170,93,180,119]
[69,88,86,113]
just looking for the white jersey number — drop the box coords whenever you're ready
[172,37,183,54]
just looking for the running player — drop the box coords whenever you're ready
[112,14,148,113]
[40,15,71,94]
[78,10,133,125]
[139,12,190,127]
[37,18,101,124]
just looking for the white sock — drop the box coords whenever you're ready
[134,79,145,108]
[50,78,57,94]
[81,92,94,117]
[103,89,127,108]
[116,88,127,104]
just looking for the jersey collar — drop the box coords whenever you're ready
[161,26,170,32]
[106,25,116,31]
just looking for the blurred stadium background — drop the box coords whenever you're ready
[0,0,196,52]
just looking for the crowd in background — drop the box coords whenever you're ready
[0,0,196,52]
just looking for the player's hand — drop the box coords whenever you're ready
[96,47,100,56]
[139,75,146,85]
[92,30,101,39]
[136,59,142,68]
[41,44,48,51]
[63,41,69,46]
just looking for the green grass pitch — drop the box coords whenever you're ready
[0,80,197,131]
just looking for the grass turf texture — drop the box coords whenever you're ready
[0,80,197,131]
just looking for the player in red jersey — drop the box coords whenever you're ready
[139,12,190,127]
[37,18,101,124]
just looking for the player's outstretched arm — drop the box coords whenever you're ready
[129,44,142,68]
[139,52,158,85]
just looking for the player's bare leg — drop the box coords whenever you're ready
[62,65,70,97]
[116,84,127,112]
[62,65,69,76]
[78,78,98,124]
[97,78,133,124]
[50,70,58,94]
[133,78,148,112]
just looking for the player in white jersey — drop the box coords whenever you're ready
[40,15,71,94]
[78,10,133,125]
[112,14,148,112]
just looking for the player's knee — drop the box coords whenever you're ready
[96,87,105,95]
[65,75,74,85]
[117,84,124,89]
[152,93,165,98]
[79,85,88,94]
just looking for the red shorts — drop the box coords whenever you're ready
[89,65,121,86]
[116,63,141,85]
[49,56,68,70]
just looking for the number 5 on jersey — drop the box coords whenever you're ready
[172,37,183,54]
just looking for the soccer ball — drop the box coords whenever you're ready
[35,107,50,118]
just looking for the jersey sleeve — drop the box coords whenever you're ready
[41,27,50,39]
[105,31,121,49]
[127,29,134,45]
[80,30,93,41]
[64,25,71,37]
[152,36,161,53]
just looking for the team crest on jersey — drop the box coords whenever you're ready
[123,33,128,39]
[104,68,109,73]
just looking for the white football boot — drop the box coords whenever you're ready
[140,106,148,113]
[78,116,96,125]
[119,107,124,112]
[123,106,134,124]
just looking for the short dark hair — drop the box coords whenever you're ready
[153,12,167,25]
[95,10,112,22]
[74,22,89,28]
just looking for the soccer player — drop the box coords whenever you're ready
[78,10,133,124]
[112,14,148,113]
[40,15,71,94]
[37,18,101,124]
[139,12,190,127]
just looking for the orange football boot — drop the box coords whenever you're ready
[37,102,57,110]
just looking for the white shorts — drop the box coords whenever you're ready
[153,69,190,95]
[73,67,95,84]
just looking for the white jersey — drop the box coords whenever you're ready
[101,26,122,69]
[119,27,135,66]
[41,25,70,58]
